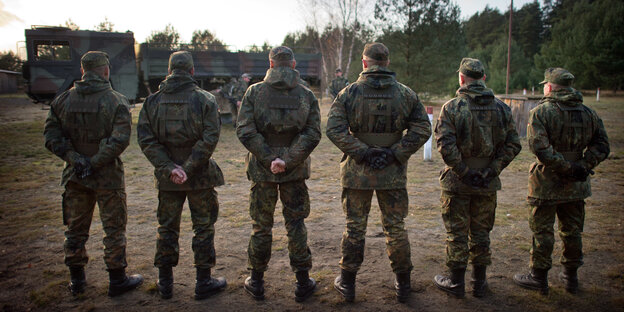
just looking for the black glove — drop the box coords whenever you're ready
[381,148,396,166]
[570,162,589,182]
[73,156,93,179]
[460,169,485,188]
[363,148,387,170]
[478,167,497,188]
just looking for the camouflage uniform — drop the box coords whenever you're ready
[236,57,321,273]
[137,52,224,270]
[525,69,609,271]
[44,52,132,271]
[326,57,431,274]
[230,74,251,125]
[435,60,521,270]
[329,75,349,99]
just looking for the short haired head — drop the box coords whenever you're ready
[457,58,484,79]
[168,51,194,72]
[540,67,574,87]
[269,46,295,67]
[362,42,389,66]
[81,51,109,71]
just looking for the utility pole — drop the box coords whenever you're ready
[506,0,513,95]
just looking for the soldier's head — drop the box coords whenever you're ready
[168,51,195,76]
[269,46,296,69]
[241,73,251,82]
[80,51,110,80]
[457,58,486,87]
[540,67,574,95]
[362,42,389,69]
[335,68,343,77]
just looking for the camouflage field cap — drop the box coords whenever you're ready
[335,68,342,73]
[168,51,194,71]
[540,67,574,86]
[81,51,109,71]
[269,46,295,61]
[241,73,252,79]
[457,58,484,79]
[362,42,389,61]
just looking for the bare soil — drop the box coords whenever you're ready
[0,93,622,312]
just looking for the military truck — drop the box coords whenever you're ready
[23,26,139,103]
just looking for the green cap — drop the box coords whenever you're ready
[457,58,484,79]
[80,51,109,71]
[540,67,574,86]
[362,42,389,61]
[168,51,194,72]
[269,46,294,61]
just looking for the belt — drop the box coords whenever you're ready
[264,133,296,147]
[353,132,402,148]
[464,157,491,169]
[560,151,583,162]
[73,142,99,157]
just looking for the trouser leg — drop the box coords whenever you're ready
[529,201,557,270]
[339,188,373,273]
[154,191,186,268]
[96,188,128,270]
[63,182,96,267]
[376,188,412,273]
[557,200,585,269]
[279,180,312,272]
[468,192,497,267]
[188,188,219,269]
[441,191,470,269]
[247,182,278,272]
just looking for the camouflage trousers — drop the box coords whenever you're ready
[441,191,497,269]
[340,188,412,274]
[62,181,127,270]
[528,198,585,270]
[247,180,312,273]
[155,188,219,269]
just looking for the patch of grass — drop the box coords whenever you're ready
[29,279,67,307]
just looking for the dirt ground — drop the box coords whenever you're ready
[0,92,622,312]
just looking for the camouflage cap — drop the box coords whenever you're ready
[80,51,109,71]
[335,68,342,73]
[269,46,295,61]
[540,67,574,86]
[362,42,389,61]
[241,73,252,79]
[457,58,484,79]
[168,51,194,71]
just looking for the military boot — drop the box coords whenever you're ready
[334,269,356,302]
[294,270,317,302]
[471,265,488,298]
[157,266,173,299]
[395,272,411,303]
[194,268,227,300]
[68,266,86,296]
[244,270,265,300]
[107,268,144,297]
[513,268,549,295]
[559,267,578,294]
[434,268,466,298]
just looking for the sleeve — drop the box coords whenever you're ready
[137,96,177,177]
[527,106,568,171]
[582,110,610,169]
[435,100,469,177]
[43,92,74,161]
[489,104,522,175]
[391,92,431,164]
[236,87,279,169]
[89,97,131,169]
[182,94,221,175]
[282,92,321,169]
[325,87,369,162]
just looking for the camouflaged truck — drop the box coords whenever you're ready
[23,26,139,103]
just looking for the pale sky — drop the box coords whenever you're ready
[1,0,533,58]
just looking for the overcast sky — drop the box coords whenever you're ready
[1,0,533,58]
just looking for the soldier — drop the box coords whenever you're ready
[230,73,251,125]
[236,46,321,302]
[513,68,609,295]
[326,42,431,303]
[219,77,238,127]
[433,58,521,298]
[137,51,227,300]
[44,51,143,297]
[329,68,349,99]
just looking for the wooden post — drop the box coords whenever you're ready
[505,0,513,95]
[597,88,600,102]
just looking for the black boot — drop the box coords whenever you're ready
[108,268,144,297]
[194,268,226,300]
[395,272,411,303]
[244,270,265,300]
[334,269,356,302]
[433,268,466,298]
[513,268,549,295]
[157,266,173,299]
[294,270,316,302]
[559,267,578,294]
[471,265,488,298]
[68,266,86,296]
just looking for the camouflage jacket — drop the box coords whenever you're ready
[236,66,321,183]
[326,65,431,190]
[137,70,224,191]
[329,76,349,98]
[527,88,609,200]
[44,72,131,190]
[435,80,521,194]
[232,78,249,101]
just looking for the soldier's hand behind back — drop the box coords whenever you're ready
[461,169,485,188]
